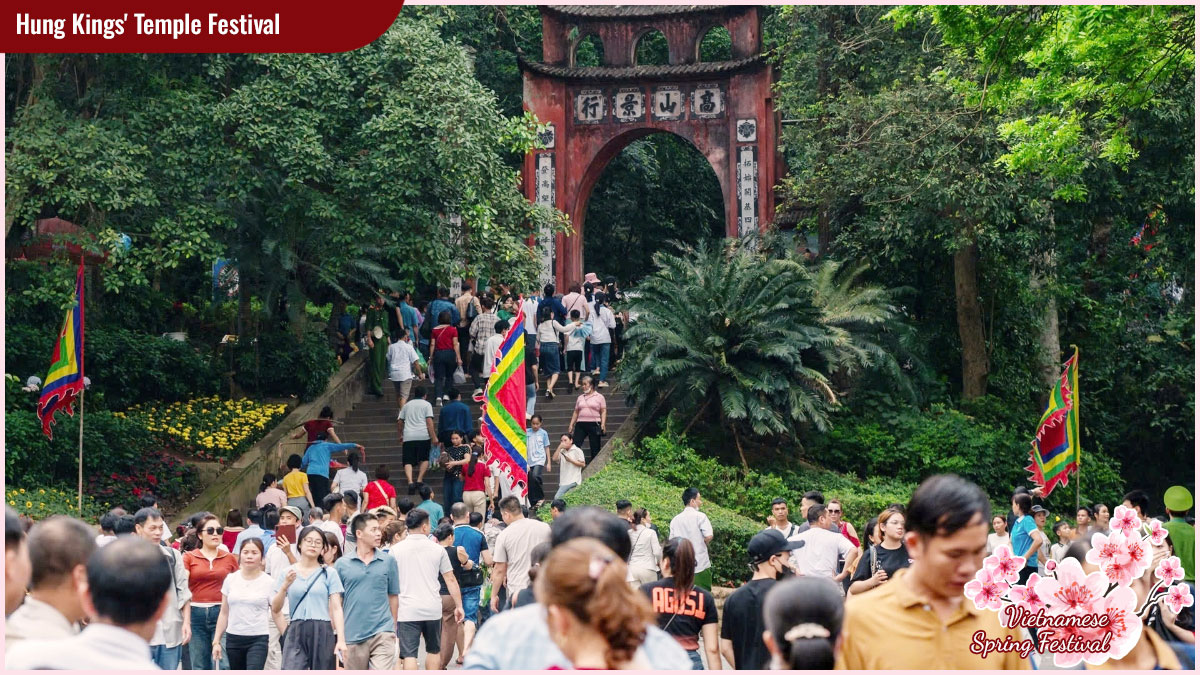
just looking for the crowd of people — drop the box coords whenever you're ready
[6,469,1193,670]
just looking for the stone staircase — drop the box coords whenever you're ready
[338,374,632,505]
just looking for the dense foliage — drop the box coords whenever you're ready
[621,239,914,465]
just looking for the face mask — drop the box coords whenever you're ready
[774,557,794,580]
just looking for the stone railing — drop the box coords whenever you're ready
[170,351,366,530]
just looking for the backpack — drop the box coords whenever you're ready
[466,299,479,322]
[420,307,433,340]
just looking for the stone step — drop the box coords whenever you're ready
[339,413,630,437]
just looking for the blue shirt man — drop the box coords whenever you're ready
[302,440,360,478]
[438,396,473,445]
[334,545,400,659]
[538,292,568,324]
[399,300,420,333]
[428,297,460,327]
[233,523,275,555]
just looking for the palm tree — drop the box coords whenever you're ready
[621,238,913,467]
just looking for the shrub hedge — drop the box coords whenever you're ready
[621,430,919,533]
[563,459,762,587]
[5,325,220,410]
[233,328,339,402]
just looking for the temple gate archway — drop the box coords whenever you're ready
[521,5,782,288]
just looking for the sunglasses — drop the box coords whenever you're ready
[202,527,225,535]
[828,509,842,514]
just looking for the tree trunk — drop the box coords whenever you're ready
[953,235,989,399]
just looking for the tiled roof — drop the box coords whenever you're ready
[544,6,733,20]
[520,55,765,82]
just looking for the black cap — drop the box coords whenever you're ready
[748,529,804,564]
[1031,505,1048,515]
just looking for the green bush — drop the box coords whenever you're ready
[564,459,762,587]
[623,427,919,533]
[6,485,110,521]
[233,328,339,401]
[6,407,198,511]
[811,403,1030,502]
[8,326,221,411]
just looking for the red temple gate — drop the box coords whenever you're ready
[521,5,782,287]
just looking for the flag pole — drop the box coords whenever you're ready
[77,388,84,514]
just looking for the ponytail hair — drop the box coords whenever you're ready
[347,451,361,472]
[536,538,653,669]
[260,473,276,492]
[631,508,648,527]
[662,537,696,601]
[762,577,844,669]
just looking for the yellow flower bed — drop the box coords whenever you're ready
[122,396,289,460]
[6,486,109,520]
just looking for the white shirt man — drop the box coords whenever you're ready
[791,505,859,581]
[133,510,191,669]
[669,490,714,576]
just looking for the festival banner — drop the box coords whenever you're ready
[1026,346,1080,497]
[36,262,87,439]
[479,304,529,498]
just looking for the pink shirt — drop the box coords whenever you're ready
[256,487,286,510]
[574,392,606,423]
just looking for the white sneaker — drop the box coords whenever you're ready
[598,382,609,388]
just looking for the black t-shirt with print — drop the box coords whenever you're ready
[850,543,912,584]
[719,578,776,670]
[639,578,718,652]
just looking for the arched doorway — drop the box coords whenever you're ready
[581,131,725,285]
[520,5,781,288]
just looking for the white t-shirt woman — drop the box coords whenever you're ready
[332,467,368,497]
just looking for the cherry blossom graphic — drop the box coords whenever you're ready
[1007,573,1045,614]
[984,545,1024,582]
[1086,531,1130,567]
[1154,557,1185,584]
[1164,583,1194,614]
[965,566,1009,611]
[1109,504,1142,535]
[1145,518,1169,546]
[1039,557,1107,615]
[969,506,1187,667]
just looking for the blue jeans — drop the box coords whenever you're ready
[687,649,704,670]
[443,475,464,513]
[554,482,578,500]
[526,383,537,418]
[591,343,611,383]
[151,644,183,670]
[461,585,482,625]
[190,605,229,670]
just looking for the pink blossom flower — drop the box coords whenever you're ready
[1102,559,1139,586]
[1165,583,1194,614]
[1046,585,1141,668]
[1155,557,1185,584]
[1045,559,1057,572]
[1008,573,1046,614]
[1039,557,1107,615]
[1145,519,1168,546]
[964,567,1008,612]
[1086,531,1131,567]
[984,545,1024,582]
[1110,505,1142,535]
[1120,536,1152,576]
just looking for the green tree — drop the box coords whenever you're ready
[622,237,913,466]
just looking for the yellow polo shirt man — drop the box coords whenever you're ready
[837,474,1029,670]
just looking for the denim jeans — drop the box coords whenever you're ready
[528,465,545,505]
[189,605,229,670]
[150,644,183,670]
[525,383,537,418]
[591,343,611,383]
[687,649,704,670]
[433,349,458,401]
[554,482,578,500]
[442,475,464,513]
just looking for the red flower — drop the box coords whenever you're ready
[147,475,158,486]
[110,473,119,480]
[132,487,143,497]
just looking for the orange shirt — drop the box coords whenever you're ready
[183,549,239,605]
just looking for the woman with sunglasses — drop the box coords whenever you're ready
[212,538,274,669]
[273,525,348,670]
[184,513,240,670]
